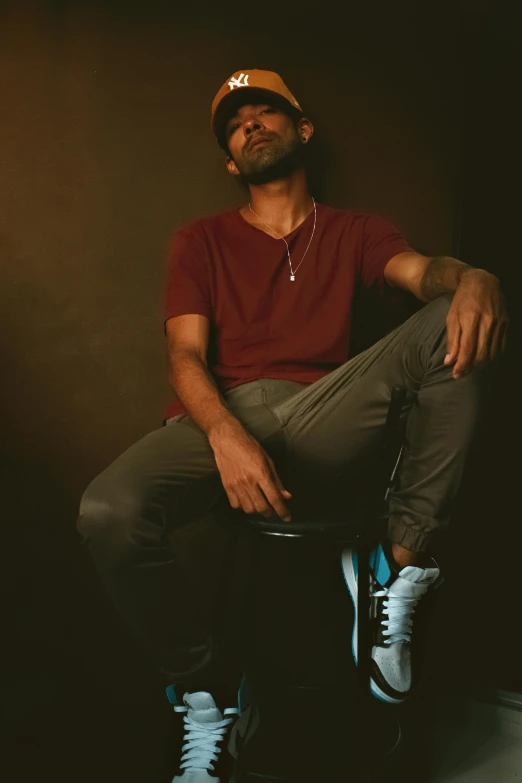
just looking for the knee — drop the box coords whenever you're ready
[415,295,454,354]
[77,476,147,553]
[422,293,453,325]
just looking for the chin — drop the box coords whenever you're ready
[244,153,303,185]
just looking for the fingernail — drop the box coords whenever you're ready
[284,516,292,522]
[444,354,451,363]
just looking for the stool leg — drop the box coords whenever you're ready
[242,536,261,673]
[211,531,240,641]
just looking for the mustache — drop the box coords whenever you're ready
[247,133,275,151]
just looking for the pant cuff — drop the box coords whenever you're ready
[159,634,216,689]
[387,515,432,553]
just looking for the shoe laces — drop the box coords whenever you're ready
[371,579,419,645]
[174,704,239,772]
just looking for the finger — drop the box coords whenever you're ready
[489,323,502,360]
[445,315,461,365]
[234,487,255,515]
[266,456,292,497]
[271,468,292,498]
[497,319,510,354]
[248,485,277,518]
[475,318,493,364]
[501,323,509,353]
[260,477,292,521]
[453,326,477,377]
[227,489,241,510]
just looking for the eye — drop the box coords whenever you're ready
[228,123,240,136]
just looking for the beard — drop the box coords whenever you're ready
[234,133,306,186]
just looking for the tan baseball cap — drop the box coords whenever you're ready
[211,69,303,146]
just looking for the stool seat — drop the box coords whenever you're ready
[216,506,368,541]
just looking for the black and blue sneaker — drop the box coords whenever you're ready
[166,675,251,781]
[341,541,441,704]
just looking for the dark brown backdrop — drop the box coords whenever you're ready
[2,2,520,782]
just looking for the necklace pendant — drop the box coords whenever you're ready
[290,274,295,281]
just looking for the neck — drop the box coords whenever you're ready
[246,170,314,236]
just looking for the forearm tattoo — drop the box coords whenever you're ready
[419,255,472,301]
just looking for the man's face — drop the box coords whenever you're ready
[224,102,307,184]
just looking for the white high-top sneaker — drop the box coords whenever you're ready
[166,684,245,781]
[342,541,441,704]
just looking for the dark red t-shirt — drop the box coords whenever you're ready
[163,203,413,420]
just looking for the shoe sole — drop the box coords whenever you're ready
[341,549,405,706]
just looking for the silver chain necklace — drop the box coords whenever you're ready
[248,198,317,281]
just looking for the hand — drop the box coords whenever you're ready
[209,420,292,521]
[444,269,509,378]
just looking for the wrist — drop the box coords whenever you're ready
[207,413,243,448]
[458,266,496,287]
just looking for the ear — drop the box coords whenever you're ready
[225,155,240,175]
[298,117,314,143]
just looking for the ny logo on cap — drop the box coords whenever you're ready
[228,73,249,90]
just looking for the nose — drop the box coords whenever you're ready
[243,116,265,136]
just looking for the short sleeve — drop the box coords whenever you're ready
[164,227,211,324]
[359,213,414,289]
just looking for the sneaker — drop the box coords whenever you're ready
[166,677,249,781]
[341,541,441,704]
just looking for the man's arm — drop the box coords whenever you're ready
[383,252,509,377]
[166,314,292,520]
[166,313,236,437]
[383,251,476,302]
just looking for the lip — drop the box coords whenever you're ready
[249,136,271,150]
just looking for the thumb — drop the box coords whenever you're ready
[271,468,292,498]
[266,454,292,497]
[445,317,461,364]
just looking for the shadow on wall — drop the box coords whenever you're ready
[304,128,334,205]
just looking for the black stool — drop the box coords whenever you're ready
[213,387,408,782]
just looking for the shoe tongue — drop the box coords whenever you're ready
[391,565,440,598]
[183,691,223,723]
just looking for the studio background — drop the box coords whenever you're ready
[2,2,520,781]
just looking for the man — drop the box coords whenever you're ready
[77,69,508,781]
